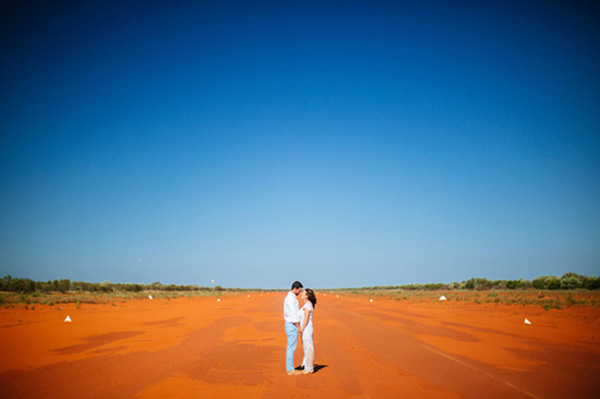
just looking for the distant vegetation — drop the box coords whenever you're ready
[0,276,242,294]
[0,272,598,295]
[0,276,262,305]
[332,273,600,310]
[0,273,598,308]
[338,287,600,310]
[353,273,600,291]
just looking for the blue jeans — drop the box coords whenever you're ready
[285,322,298,372]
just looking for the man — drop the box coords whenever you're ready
[283,281,303,375]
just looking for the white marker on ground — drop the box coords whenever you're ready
[64,315,72,322]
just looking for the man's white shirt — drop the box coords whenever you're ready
[283,291,300,323]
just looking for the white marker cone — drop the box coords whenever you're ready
[524,318,532,325]
[148,295,153,300]
[64,315,72,322]
[217,298,221,302]
[370,299,373,302]
[439,295,447,301]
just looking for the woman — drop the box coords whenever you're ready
[299,288,317,374]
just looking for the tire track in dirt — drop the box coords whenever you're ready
[314,297,533,399]
[315,295,600,399]
[338,304,538,398]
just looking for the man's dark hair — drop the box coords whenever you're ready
[291,281,303,290]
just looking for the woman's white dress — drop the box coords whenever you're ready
[299,302,314,372]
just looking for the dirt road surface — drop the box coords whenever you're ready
[1,293,599,398]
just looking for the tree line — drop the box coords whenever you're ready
[1,272,598,294]
[0,276,230,294]
[361,272,600,291]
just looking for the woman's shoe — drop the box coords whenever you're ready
[302,369,314,374]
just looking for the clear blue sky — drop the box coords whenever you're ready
[1,0,598,288]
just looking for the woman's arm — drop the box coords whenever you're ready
[300,308,310,332]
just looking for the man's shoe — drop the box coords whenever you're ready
[287,370,302,376]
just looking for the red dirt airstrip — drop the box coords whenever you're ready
[1,292,599,398]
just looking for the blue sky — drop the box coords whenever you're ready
[1,0,599,288]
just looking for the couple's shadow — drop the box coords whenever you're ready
[295,364,328,374]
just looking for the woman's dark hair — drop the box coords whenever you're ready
[305,288,317,308]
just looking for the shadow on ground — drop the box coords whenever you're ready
[296,364,328,374]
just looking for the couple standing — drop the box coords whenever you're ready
[283,281,317,375]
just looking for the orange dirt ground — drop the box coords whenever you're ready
[1,292,599,398]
